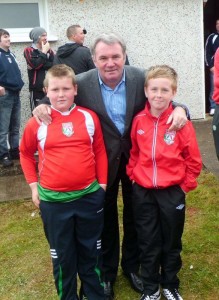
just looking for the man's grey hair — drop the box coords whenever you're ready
[90,33,126,56]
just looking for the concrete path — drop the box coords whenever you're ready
[192,116,219,178]
[0,173,31,202]
[0,116,218,202]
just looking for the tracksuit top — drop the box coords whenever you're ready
[213,48,219,104]
[205,31,219,69]
[23,45,54,91]
[20,105,108,193]
[126,103,202,193]
[0,48,24,91]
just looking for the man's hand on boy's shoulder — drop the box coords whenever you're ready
[33,104,52,125]
[0,86,6,96]
[167,106,187,131]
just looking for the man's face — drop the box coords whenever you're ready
[0,34,10,51]
[93,41,126,89]
[38,33,47,45]
[216,20,219,33]
[73,27,85,45]
[45,76,77,112]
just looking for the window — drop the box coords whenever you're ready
[0,0,57,42]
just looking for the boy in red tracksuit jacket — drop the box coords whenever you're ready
[20,64,107,300]
[126,65,202,300]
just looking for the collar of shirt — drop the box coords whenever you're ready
[98,70,126,135]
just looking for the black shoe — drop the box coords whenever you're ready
[123,272,144,294]
[0,155,14,167]
[104,281,114,300]
[10,147,20,160]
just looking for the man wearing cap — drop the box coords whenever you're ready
[53,24,95,74]
[24,27,54,111]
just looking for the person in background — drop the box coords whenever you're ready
[32,33,188,300]
[205,18,219,116]
[0,29,24,167]
[127,65,202,300]
[20,64,107,300]
[53,24,95,74]
[24,27,54,112]
[212,48,219,159]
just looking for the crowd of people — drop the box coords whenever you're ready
[0,25,206,300]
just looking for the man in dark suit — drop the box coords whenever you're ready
[33,33,187,300]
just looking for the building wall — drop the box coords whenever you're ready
[10,0,205,132]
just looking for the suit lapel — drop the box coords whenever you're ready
[124,67,137,134]
[88,74,107,116]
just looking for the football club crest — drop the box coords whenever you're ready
[164,130,176,145]
[62,122,74,137]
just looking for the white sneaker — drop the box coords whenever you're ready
[140,289,161,300]
[209,108,215,116]
[163,288,183,300]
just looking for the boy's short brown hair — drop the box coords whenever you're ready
[145,65,178,92]
[0,29,10,41]
[44,64,76,87]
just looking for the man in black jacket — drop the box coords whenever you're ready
[53,24,95,74]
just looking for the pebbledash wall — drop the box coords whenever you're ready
[8,0,205,133]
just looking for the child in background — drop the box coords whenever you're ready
[127,65,202,300]
[20,64,107,300]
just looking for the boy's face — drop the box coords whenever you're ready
[0,34,11,51]
[145,77,176,116]
[45,76,77,112]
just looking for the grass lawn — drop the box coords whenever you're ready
[0,170,218,300]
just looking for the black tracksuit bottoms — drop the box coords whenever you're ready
[212,104,219,160]
[39,188,105,300]
[29,90,45,112]
[132,183,185,294]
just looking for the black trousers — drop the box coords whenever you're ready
[30,90,45,112]
[40,188,105,300]
[102,154,140,282]
[132,183,185,294]
[212,104,219,160]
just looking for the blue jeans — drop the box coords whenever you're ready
[209,71,216,109]
[0,90,21,158]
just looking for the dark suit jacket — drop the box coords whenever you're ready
[75,66,147,187]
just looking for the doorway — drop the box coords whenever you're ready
[204,0,219,113]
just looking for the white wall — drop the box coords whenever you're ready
[10,0,205,132]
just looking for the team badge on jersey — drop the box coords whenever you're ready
[62,122,74,137]
[164,130,176,145]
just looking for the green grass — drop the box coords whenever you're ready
[0,170,218,299]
